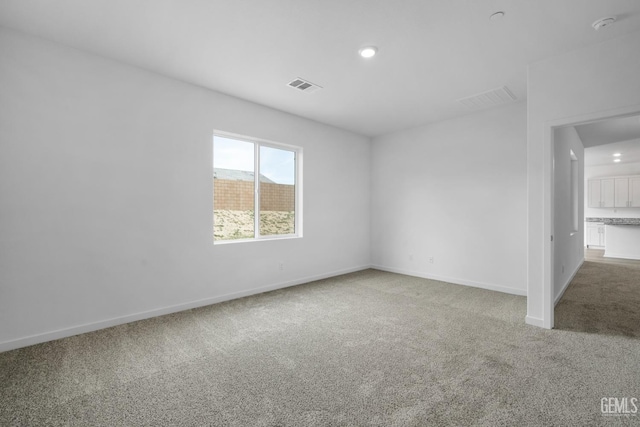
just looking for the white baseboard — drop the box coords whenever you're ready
[603,252,640,261]
[370,264,527,296]
[0,265,371,353]
[525,315,546,328]
[554,259,584,306]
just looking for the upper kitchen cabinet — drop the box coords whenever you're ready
[632,177,640,208]
[615,178,629,207]
[588,178,615,208]
[614,176,640,208]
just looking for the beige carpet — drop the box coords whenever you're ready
[1,268,639,426]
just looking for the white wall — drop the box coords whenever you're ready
[371,103,527,295]
[0,27,371,351]
[553,126,584,303]
[527,30,640,328]
[585,161,640,219]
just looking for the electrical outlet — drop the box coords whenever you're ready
[279,263,284,271]
[428,257,434,264]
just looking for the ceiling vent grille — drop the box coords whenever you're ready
[287,77,322,94]
[457,86,517,110]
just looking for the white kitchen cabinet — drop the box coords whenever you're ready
[613,176,640,207]
[614,178,629,207]
[585,222,605,247]
[630,177,640,207]
[588,179,615,208]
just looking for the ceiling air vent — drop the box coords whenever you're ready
[287,77,322,94]
[457,86,517,110]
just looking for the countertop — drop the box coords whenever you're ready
[586,217,640,226]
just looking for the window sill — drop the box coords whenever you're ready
[214,235,302,245]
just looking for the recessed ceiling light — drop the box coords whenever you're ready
[490,11,505,21]
[613,153,621,157]
[614,159,621,163]
[358,46,378,58]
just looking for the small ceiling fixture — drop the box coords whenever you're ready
[592,16,616,30]
[614,159,621,163]
[490,11,505,21]
[359,46,378,58]
[613,153,622,157]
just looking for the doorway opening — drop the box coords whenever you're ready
[552,112,640,334]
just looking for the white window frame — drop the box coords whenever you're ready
[213,130,303,244]
[569,149,578,235]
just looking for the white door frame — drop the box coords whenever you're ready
[542,104,640,329]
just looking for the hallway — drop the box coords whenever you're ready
[555,249,640,336]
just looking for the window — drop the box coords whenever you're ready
[213,132,301,243]
[570,149,578,233]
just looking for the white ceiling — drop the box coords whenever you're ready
[584,138,640,167]
[579,114,640,167]
[1,1,640,137]
[575,114,640,148]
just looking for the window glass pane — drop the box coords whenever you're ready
[259,146,295,236]
[213,136,255,240]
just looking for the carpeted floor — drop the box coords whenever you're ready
[1,267,639,426]
[555,260,640,337]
